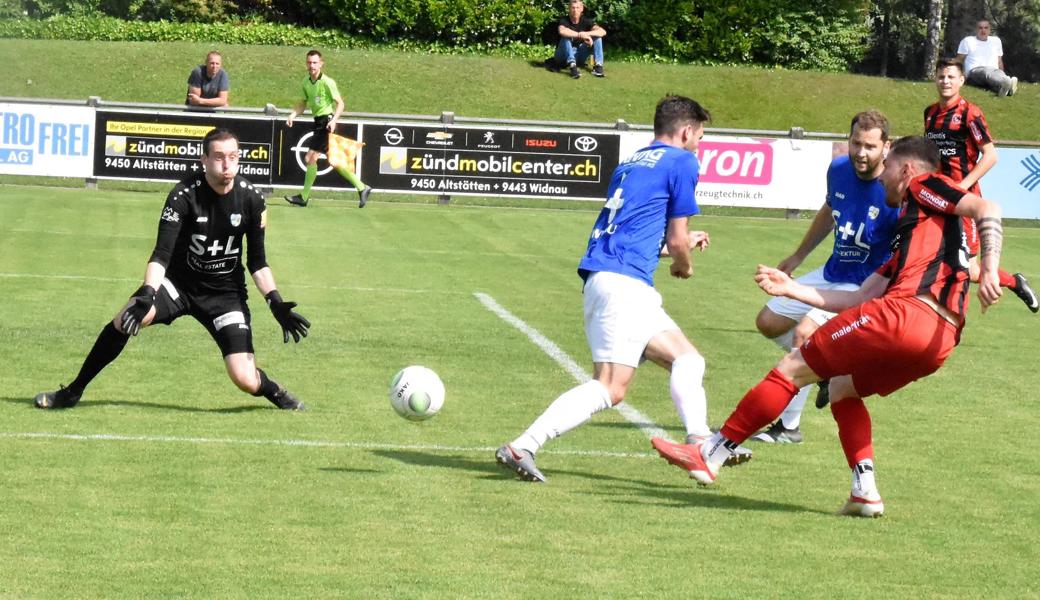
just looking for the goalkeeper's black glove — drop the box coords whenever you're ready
[265,290,311,343]
[121,284,156,336]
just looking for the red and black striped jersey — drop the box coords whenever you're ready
[878,173,972,317]
[923,97,992,195]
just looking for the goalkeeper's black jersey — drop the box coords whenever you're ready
[149,174,269,296]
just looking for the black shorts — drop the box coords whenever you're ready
[306,115,332,153]
[151,278,255,357]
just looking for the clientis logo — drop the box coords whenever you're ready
[697,141,774,185]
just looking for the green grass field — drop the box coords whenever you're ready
[1,38,1038,141]
[2,185,1039,598]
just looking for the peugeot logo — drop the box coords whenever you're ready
[574,136,598,152]
[384,127,405,145]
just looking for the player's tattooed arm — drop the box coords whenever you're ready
[978,216,1002,262]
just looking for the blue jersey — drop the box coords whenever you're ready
[822,155,899,285]
[578,141,700,286]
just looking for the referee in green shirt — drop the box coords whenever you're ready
[285,49,371,208]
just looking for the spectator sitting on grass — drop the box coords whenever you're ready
[545,0,606,79]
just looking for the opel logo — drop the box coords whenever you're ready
[575,136,598,152]
[384,127,405,145]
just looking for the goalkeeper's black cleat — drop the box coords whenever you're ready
[358,187,371,208]
[1011,273,1039,313]
[269,387,306,411]
[284,194,308,207]
[34,385,83,409]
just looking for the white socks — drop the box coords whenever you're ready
[511,379,611,454]
[779,384,811,429]
[701,432,736,472]
[670,352,712,438]
[851,459,880,499]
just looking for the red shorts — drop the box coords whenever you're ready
[800,296,961,398]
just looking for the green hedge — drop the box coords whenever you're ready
[0,0,871,71]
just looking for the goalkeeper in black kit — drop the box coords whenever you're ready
[34,128,310,411]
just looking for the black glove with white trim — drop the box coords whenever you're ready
[121,284,156,336]
[265,290,310,343]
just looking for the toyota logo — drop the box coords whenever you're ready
[574,136,598,152]
[384,127,405,145]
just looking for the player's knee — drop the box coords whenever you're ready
[755,309,788,338]
[792,320,818,347]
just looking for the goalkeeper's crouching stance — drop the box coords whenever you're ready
[34,128,310,411]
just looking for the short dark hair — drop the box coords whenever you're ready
[850,110,890,141]
[653,95,711,137]
[935,57,964,74]
[306,49,322,59]
[889,136,940,172]
[202,128,238,155]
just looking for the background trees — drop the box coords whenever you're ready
[4,0,1037,80]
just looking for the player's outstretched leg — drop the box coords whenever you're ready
[35,321,132,410]
[495,380,611,482]
[495,445,546,483]
[1010,273,1039,313]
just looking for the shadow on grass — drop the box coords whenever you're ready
[0,396,269,413]
[602,482,830,515]
[367,449,505,478]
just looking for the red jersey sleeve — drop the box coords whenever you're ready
[908,173,966,215]
[966,104,993,147]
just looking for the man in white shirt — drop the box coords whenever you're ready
[957,19,1018,97]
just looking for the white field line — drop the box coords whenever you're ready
[0,431,655,459]
[473,292,673,442]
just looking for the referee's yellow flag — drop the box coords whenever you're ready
[327,133,364,173]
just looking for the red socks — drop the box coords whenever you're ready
[720,369,799,443]
[999,269,1016,289]
[830,396,874,468]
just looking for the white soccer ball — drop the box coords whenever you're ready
[388,365,445,421]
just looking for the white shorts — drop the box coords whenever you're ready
[583,271,679,368]
[764,266,860,326]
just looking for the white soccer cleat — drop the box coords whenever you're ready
[838,494,885,518]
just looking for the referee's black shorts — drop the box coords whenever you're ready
[150,278,255,356]
[306,115,333,154]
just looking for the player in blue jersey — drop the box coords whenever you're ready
[495,95,751,482]
[751,110,899,443]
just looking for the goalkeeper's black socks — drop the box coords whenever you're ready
[252,368,281,400]
[70,322,130,392]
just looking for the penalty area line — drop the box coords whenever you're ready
[473,292,674,442]
[0,431,656,459]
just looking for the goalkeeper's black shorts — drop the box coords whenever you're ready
[151,278,255,356]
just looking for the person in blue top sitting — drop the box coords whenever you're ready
[495,95,751,482]
[751,110,900,444]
